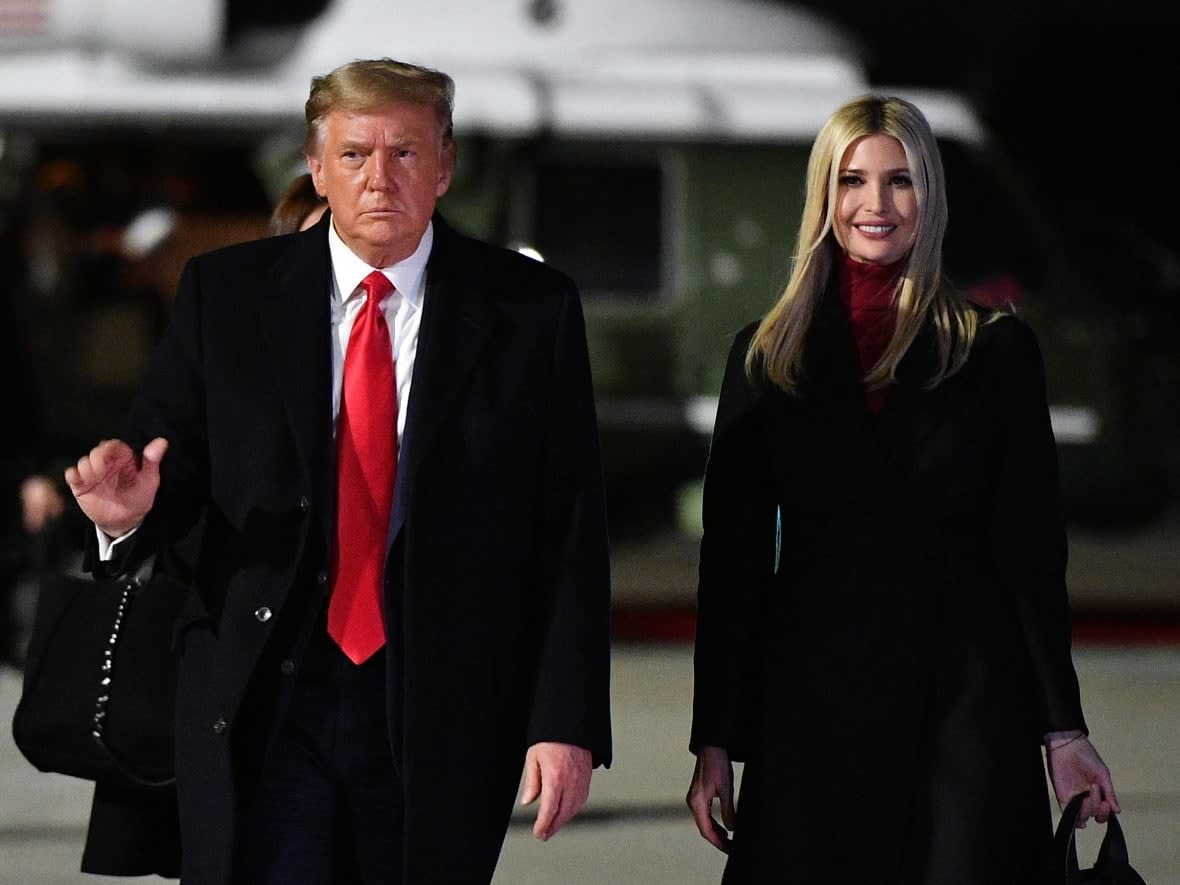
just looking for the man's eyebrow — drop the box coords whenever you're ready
[839,166,910,176]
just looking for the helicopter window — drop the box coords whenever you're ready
[528,159,663,298]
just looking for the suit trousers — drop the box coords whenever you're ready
[232,620,403,884]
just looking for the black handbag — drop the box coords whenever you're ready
[10,559,186,790]
[1051,791,1148,884]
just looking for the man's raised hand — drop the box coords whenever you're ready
[64,437,168,538]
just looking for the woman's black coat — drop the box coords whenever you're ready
[690,289,1086,884]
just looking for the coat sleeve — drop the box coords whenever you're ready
[690,323,778,759]
[987,316,1086,734]
[82,781,180,878]
[525,284,613,767]
[122,257,211,558]
[80,258,209,581]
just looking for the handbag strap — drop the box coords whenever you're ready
[1054,790,1135,884]
[92,559,176,789]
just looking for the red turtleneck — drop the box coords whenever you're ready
[837,254,901,415]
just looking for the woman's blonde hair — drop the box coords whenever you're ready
[747,94,983,392]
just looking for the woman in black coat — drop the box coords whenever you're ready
[685,95,1119,884]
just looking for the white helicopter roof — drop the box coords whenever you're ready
[0,0,983,143]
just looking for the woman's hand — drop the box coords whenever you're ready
[1045,732,1120,828]
[687,745,736,853]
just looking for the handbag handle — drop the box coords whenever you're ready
[1053,790,1136,884]
[93,561,176,789]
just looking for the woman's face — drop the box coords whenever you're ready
[833,133,917,266]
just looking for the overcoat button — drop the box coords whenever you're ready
[280,659,296,676]
[316,570,328,586]
[254,606,273,623]
[213,717,228,735]
[298,496,310,512]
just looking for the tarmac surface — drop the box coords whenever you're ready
[2,642,1178,884]
[2,512,1178,883]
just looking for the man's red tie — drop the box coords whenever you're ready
[329,270,397,664]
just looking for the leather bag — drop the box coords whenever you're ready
[1051,790,1148,884]
[10,560,185,790]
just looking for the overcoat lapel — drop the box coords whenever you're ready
[799,284,903,495]
[876,323,954,479]
[799,282,955,494]
[255,217,335,548]
[801,282,879,445]
[389,217,496,542]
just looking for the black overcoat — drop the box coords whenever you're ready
[89,212,612,884]
[690,288,1086,884]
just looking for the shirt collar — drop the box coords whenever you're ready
[327,217,433,310]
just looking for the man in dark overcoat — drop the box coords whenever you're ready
[65,57,612,885]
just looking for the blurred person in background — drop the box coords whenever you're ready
[685,94,1118,884]
[3,150,190,875]
[65,56,611,885]
[0,204,62,666]
[268,171,328,236]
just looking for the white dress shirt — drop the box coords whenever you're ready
[327,218,430,446]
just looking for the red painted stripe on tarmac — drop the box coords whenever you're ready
[611,607,697,642]
[1071,610,1180,645]
[611,607,1180,645]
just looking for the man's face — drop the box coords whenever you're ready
[307,101,454,267]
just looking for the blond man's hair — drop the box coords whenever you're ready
[304,57,455,155]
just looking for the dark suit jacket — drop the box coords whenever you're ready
[90,212,612,884]
[690,285,1084,884]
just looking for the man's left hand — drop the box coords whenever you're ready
[519,741,593,841]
